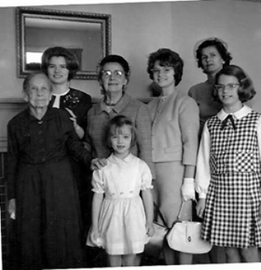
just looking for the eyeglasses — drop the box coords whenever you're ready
[214,83,240,91]
[151,67,173,75]
[102,70,124,78]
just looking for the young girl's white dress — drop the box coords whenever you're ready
[91,153,153,255]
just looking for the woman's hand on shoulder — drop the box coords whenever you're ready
[196,198,206,218]
[65,108,80,129]
[91,158,107,170]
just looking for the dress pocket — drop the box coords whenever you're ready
[235,151,254,173]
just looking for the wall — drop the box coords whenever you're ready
[0,1,261,111]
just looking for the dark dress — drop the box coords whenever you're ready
[7,107,91,270]
[49,88,92,132]
[49,88,93,232]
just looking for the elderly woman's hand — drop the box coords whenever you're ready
[8,199,16,219]
[91,158,107,171]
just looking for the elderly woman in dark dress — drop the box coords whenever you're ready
[7,72,91,270]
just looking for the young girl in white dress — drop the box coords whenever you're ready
[89,115,155,267]
[195,65,261,263]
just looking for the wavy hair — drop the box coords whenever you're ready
[41,46,79,81]
[213,65,256,103]
[147,48,184,86]
[195,38,232,69]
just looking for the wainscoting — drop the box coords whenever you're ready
[0,99,27,269]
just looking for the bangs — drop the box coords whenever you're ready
[110,125,126,135]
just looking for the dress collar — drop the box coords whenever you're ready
[108,153,134,164]
[26,106,54,122]
[53,88,70,97]
[217,105,252,121]
[98,93,131,114]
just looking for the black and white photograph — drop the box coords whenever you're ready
[0,0,261,269]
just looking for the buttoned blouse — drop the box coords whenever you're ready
[195,105,261,198]
[7,107,91,199]
[148,90,199,164]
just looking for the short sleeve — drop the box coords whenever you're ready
[91,169,105,194]
[140,161,153,190]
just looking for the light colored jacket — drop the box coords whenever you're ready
[147,90,199,165]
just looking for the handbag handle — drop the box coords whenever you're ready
[177,200,185,222]
[153,202,168,228]
[176,199,197,223]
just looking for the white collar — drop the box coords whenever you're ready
[108,153,134,164]
[217,105,252,121]
[53,88,70,97]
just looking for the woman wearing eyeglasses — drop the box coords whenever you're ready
[85,55,155,265]
[86,55,154,173]
[195,65,260,263]
[146,48,199,265]
[188,38,232,135]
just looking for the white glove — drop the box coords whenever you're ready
[181,178,195,201]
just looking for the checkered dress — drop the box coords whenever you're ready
[202,110,261,248]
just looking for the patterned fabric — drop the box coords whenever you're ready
[85,93,155,177]
[202,110,261,248]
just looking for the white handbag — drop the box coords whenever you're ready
[166,201,212,254]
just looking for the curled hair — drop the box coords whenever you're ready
[23,71,52,94]
[147,48,184,86]
[41,46,79,81]
[213,65,256,103]
[97,54,131,85]
[106,115,137,149]
[195,38,232,69]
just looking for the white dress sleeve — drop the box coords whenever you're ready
[140,161,153,190]
[195,121,211,199]
[91,169,105,194]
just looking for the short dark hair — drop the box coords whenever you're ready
[106,115,137,149]
[23,71,52,94]
[97,54,131,84]
[213,65,256,103]
[195,38,232,69]
[147,48,184,86]
[41,46,79,81]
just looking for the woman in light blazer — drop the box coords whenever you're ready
[147,48,199,265]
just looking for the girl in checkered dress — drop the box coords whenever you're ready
[195,65,261,263]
